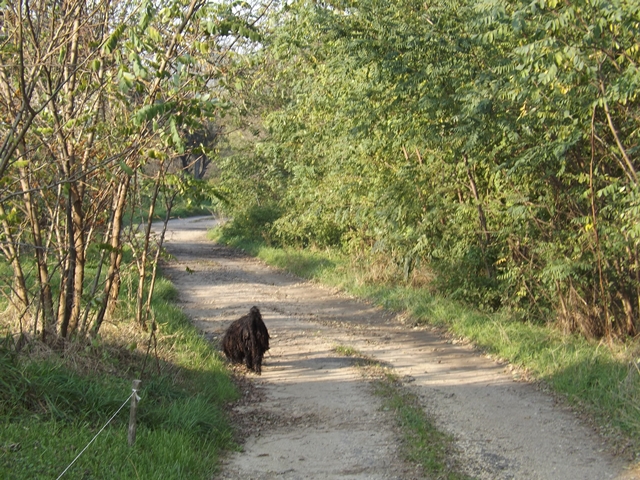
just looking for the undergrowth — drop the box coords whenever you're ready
[211,223,640,458]
[0,276,238,479]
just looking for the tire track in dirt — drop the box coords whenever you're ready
[159,216,637,480]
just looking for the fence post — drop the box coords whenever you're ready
[128,379,141,446]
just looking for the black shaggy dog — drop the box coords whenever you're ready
[221,306,270,374]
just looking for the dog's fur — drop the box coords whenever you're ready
[221,306,270,374]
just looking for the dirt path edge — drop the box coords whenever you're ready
[159,216,638,480]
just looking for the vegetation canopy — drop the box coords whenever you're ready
[216,0,640,341]
[0,0,268,341]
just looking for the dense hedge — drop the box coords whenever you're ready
[219,0,640,339]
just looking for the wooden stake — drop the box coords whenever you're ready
[128,380,141,446]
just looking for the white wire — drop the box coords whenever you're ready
[56,390,138,480]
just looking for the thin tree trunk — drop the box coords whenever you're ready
[59,189,76,338]
[143,191,176,328]
[463,154,492,277]
[66,183,87,336]
[79,199,115,337]
[136,170,163,329]
[92,176,129,336]
[599,80,637,184]
[18,164,56,340]
[0,203,29,312]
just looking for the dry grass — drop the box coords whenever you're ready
[347,251,435,289]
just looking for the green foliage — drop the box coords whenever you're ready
[214,204,283,245]
[218,0,640,339]
[133,101,178,127]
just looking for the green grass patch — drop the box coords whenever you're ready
[215,232,640,453]
[0,275,238,479]
[331,345,471,479]
[373,378,472,480]
[209,227,343,281]
[332,345,361,357]
[1,419,224,479]
[153,200,215,222]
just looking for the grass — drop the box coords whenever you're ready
[0,275,239,479]
[332,345,472,479]
[152,200,215,222]
[332,345,361,358]
[211,224,640,457]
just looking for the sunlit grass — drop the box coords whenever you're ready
[0,273,238,479]
[332,344,361,357]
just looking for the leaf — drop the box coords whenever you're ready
[147,26,162,44]
[103,24,126,54]
[138,0,155,31]
[145,149,165,159]
[12,160,29,169]
[119,161,134,176]
[133,101,175,127]
[170,118,185,154]
[133,60,148,79]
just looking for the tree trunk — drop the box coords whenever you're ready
[92,176,129,336]
[463,154,492,277]
[0,203,29,314]
[143,191,176,329]
[58,189,76,339]
[18,164,56,340]
[136,171,162,329]
[66,183,86,336]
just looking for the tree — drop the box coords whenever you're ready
[0,0,267,341]
[220,0,640,339]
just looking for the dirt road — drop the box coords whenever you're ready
[159,216,637,480]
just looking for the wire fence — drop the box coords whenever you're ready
[56,386,141,480]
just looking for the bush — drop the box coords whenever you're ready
[216,204,282,244]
